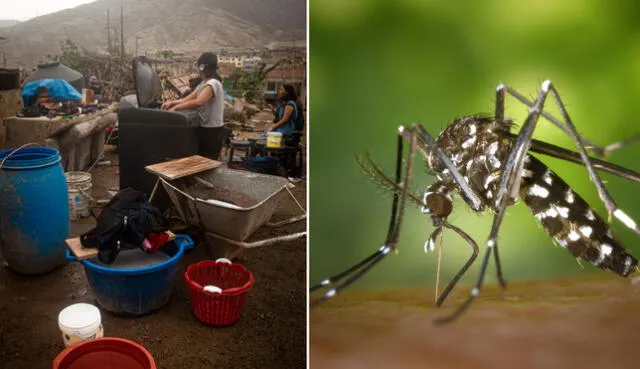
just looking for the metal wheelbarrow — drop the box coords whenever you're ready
[152,160,306,259]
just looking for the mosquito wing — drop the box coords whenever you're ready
[500,131,640,184]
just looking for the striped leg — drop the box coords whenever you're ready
[503,84,640,158]
[310,128,416,307]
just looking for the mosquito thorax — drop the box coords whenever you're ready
[425,115,514,212]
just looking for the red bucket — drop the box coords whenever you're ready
[53,337,156,369]
[185,258,254,326]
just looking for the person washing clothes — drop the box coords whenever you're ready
[161,52,229,159]
[88,75,102,101]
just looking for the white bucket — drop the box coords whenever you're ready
[266,132,283,148]
[65,171,92,220]
[58,303,104,347]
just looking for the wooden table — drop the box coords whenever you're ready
[144,155,224,201]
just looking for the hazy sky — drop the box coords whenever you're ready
[3,0,97,21]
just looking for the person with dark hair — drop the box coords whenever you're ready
[161,52,224,128]
[269,84,299,134]
[161,52,229,159]
[88,75,103,102]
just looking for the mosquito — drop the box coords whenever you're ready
[310,80,640,324]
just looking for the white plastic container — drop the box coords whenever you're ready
[266,132,283,148]
[58,303,104,347]
[65,171,92,220]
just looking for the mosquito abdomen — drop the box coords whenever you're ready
[519,155,638,277]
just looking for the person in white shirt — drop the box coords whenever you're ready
[161,52,230,159]
[161,52,223,126]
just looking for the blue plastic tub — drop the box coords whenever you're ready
[66,234,195,316]
[0,146,69,275]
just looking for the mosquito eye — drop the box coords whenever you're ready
[426,193,452,218]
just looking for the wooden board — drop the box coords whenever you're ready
[65,237,98,260]
[144,155,223,180]
[66,231,177,260]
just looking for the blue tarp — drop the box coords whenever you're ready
[22,78,82,106]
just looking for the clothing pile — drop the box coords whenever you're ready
[80,188,171,264]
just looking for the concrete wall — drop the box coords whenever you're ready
[0,89,22,119]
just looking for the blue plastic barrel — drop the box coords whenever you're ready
[66,234,195,316]
[0,147,70,275]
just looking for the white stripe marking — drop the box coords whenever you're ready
[488,141,498,155]
[484,173,498,189]
[466,160,474,171]
[565,190,574,204]
[556,206,570,218]
[624,257,633,275]
[462,136,477,149]
[614,209,637,230]
[489,156,501,169]
[535,207,559,220]
[586,209,596,221]
[529,184,549,198]
[579,225,593,238]
[424,238,436,253]
[568,230,581,241]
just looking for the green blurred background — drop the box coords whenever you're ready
[309,0,640,292]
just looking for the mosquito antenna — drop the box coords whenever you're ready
[355,151,426,207]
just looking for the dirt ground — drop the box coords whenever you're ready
[310,274,640,369]
[0,145,307,368]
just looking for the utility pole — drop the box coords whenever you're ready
[120,6,125,60]
[290,31,295,82]
[105,9,112,54]
[135,36,142,56]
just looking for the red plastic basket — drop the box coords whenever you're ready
[184,258,254,326]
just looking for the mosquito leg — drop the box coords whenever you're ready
[601,133,640,157]
[310,247,391,308]
[503,85,607,156]
[436,81,552,324]
[492,83,509,289]
[543,83,640,234]
[435,221,479,307]
[506,85,640,158]
[310,126,418,305]
[309,249,383,293]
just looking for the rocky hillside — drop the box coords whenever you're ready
[0,20,20,37]
[0,20,20,28]
[2,0,305,67]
